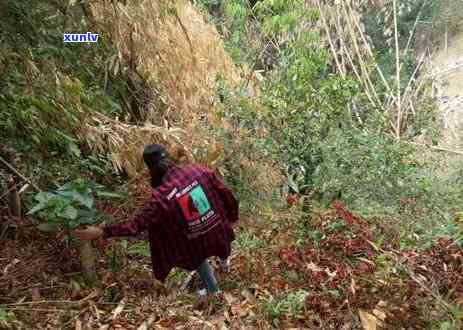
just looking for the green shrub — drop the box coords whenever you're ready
[27,178,123,234]
[265,289,309,319]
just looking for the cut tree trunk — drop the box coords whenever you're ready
[7,176,21,218]
[75,239,99,286]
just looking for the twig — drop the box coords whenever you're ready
[0,307,79,313]
[446,236,463,249]
[409,142,463,156]
[404,266,454,312]
[0,183,19,201]
[15,284,67,291]
[137,313,157,330]
[400,52,428,128]
[0,300,80,307]
[0,156,41,192]
[244,42,271,89]
[179,271,195,292]
[430,64,463,77]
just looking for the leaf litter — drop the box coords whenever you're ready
[1,191,462,329]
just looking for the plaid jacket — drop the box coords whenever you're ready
[104,165,239,282]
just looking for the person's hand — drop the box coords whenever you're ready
[74,226,104,240]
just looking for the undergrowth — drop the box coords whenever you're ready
[1,0,463,328]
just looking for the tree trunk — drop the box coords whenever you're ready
[75,240,99,286]
[7,176,21,218]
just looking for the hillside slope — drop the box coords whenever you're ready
[433,30,463,154]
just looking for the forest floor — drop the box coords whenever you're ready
[1,178,462,329]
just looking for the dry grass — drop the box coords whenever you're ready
[82,1,238,176]
[91,0,239,125]
[81,0,239,176]
[77,0,281,194]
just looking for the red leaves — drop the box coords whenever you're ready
[404,239,463,301]
[331,200,362,226]
[274,202,387,321]
[286,193,299,207]
[279,247,300,269]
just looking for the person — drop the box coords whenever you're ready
[74,144,239,297]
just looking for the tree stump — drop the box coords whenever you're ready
[75,239,100,287]
[7,176,21,218]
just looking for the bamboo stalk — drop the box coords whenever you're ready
[341,2,382,108]
[393,0,402,139]
[403,0,428,58]
[401,52,427,110]
[318,1,345,78]
[337,24,375,107]
[345,0,392,94]
[339,34,378,109]
[335,5,348,76]
[445,24,448,55]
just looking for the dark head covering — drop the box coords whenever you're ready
[143,144,171,188]
[143,144,169,169]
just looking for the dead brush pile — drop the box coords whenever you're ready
[90,0,239,125]
[82,0,280,191]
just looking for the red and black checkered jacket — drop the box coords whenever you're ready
[104,165,239,282]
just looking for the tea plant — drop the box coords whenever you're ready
[28,179,121,234]
[27,178,123,284]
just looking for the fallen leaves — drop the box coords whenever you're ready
[111,298,126,320]
[2,200,462,329]
[358,310,379,330]
[136,313,156,330]
[358,301,387,330]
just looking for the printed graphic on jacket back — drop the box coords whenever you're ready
[175,180,219,237]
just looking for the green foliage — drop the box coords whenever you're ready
[127,241,151,257]
[262,36,359,186]
[265,289,309,319]
[0,52,122,155]
[207,0,463,249]
[27,179,123,233]
[0,0,126,190]
[0,308,17,329]
[233,230,264,251]
[312,128,415,205]
[362,0,438,98]
[253,0,317,38]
